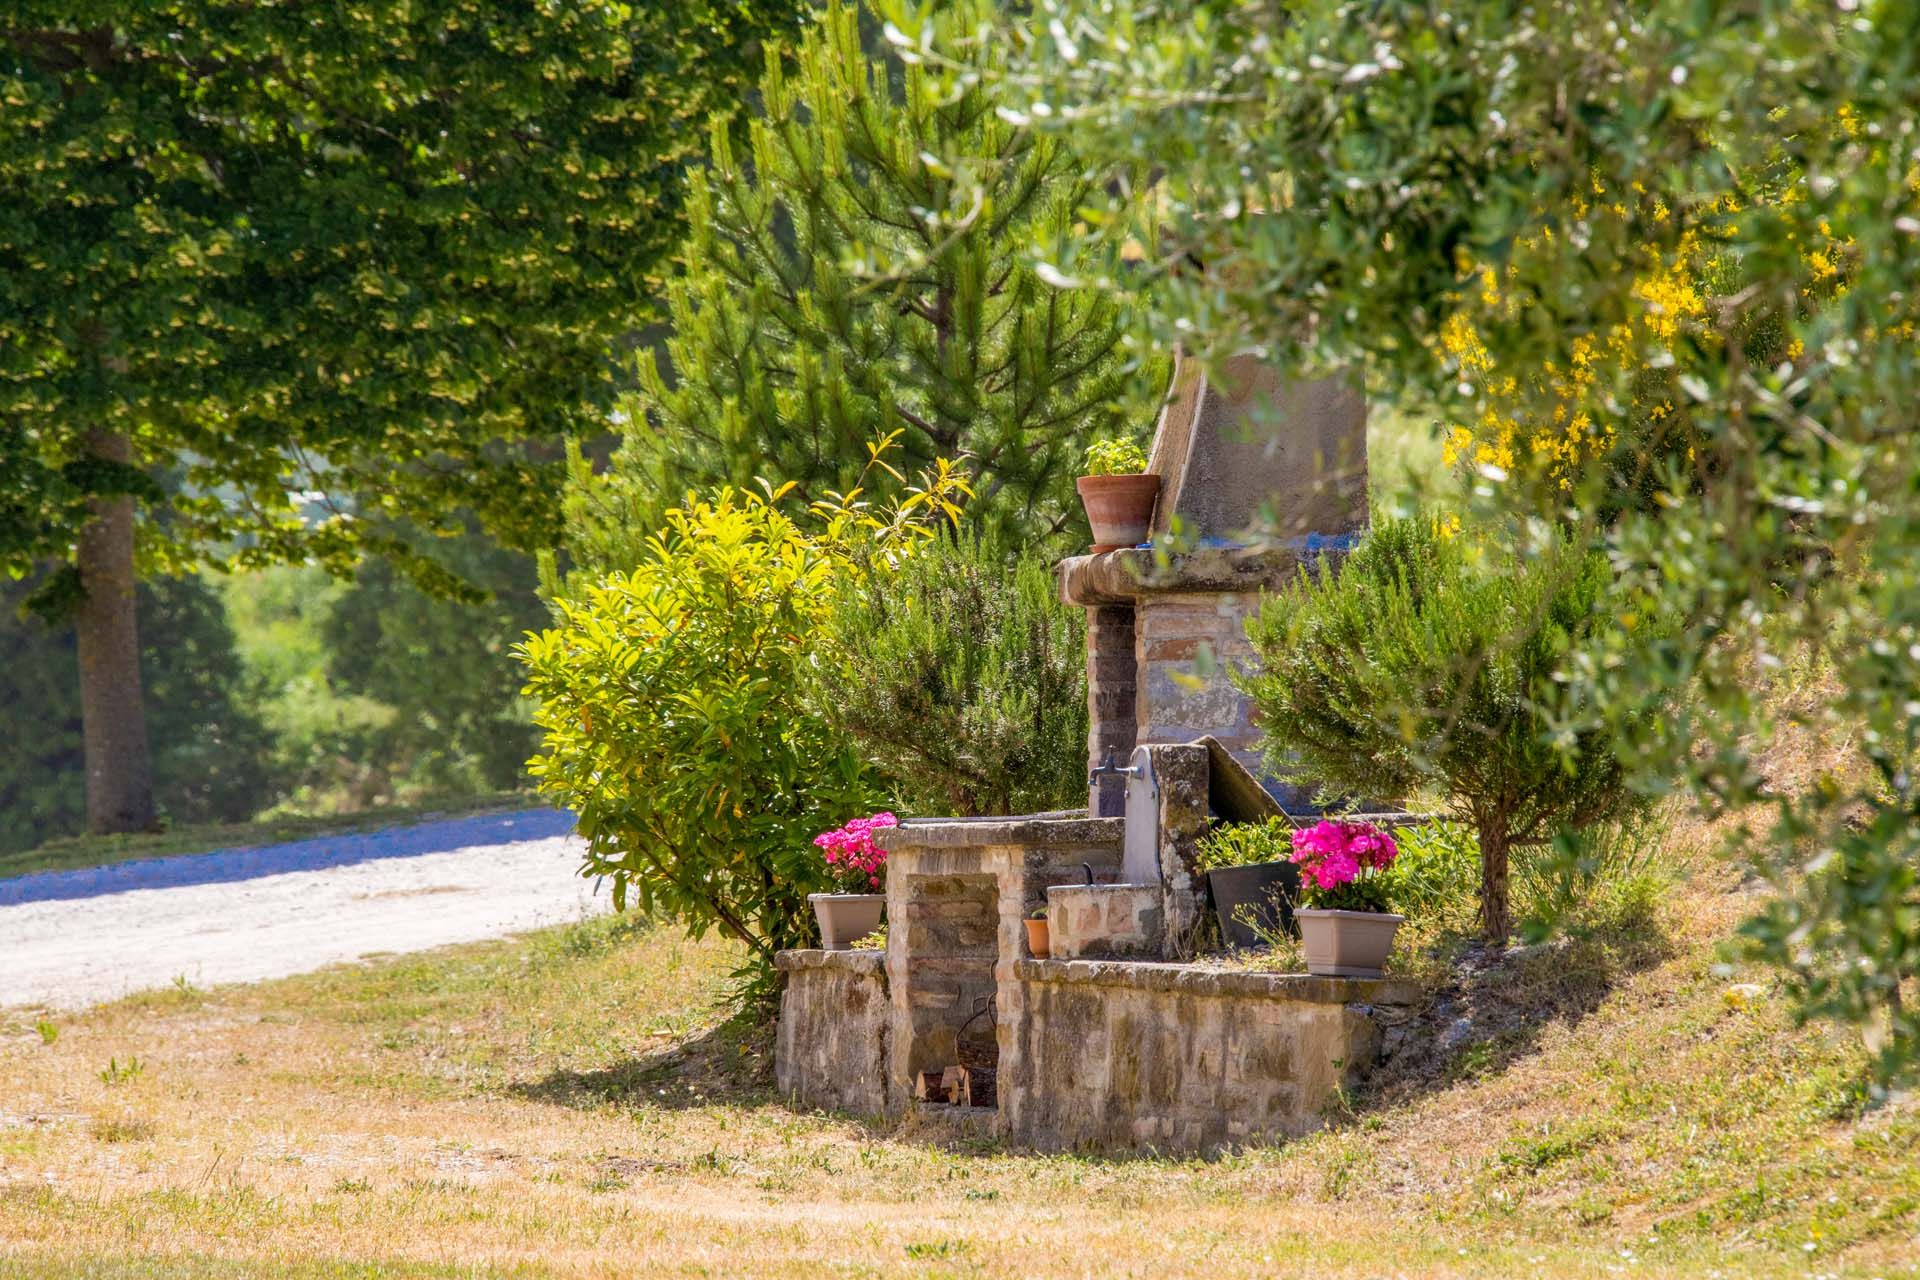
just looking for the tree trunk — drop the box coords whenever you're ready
[74,426,156,835]
[1477,822,1512,947]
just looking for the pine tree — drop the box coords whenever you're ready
[603,0,1150,548]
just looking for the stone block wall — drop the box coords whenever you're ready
[877,817,1127,1111]
[774,949,889,1116]
[1046,885,1163,959]
[1086,604,1138,817]
[1136,590,1263,760]
[1002,960,1421,1155]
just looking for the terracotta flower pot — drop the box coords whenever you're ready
[1025,916,1051,959]
[1295,908,1404,978]
[1076,473,1162,552]
[810,893,885,950]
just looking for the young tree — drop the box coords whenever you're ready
[1243,517,1647,946]
[0,0,799,832]
[590,0,1151,551]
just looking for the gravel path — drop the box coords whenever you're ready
[0,809,604,1010]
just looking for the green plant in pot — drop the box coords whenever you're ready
[1289,819,1403,977]
[1025,905,1052,959]
[809,812,895,949]
[1076,437,1159,553]
[1194,817,1300,950]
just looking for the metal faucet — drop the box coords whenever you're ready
[1087,751,1141,788]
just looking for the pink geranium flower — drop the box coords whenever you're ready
[1289,819,1398,905]
[813,812,897,892]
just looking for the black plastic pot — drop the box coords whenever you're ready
[1206,860,1299,950]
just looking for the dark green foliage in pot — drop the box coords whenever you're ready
[1192,817,1292,875]
[1244,516,1653,945]
[815,534,1087,817]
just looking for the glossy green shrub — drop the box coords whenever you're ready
[522,442,968,982]
[520,490,884,975]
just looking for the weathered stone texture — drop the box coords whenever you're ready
[773,949,889,1116]
[1144,352,1368,545]
[1003,959,1420,1155]
[1046,884,1163,959]
[1139,742,1211,957]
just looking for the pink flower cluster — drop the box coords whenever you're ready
[813,812,897,892]
[1289,819,1399,891]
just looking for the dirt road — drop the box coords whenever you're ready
[0,809,603,1009]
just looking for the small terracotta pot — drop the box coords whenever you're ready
[1295,908,1404,978]
[809,893,885,950]
[1076,473,1161,552]
[1025,916,1052,959]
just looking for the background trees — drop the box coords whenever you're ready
[0,573,274,855]
[589,0,1152,551]
[0,0,800,832]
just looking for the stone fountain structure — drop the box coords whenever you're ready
[773,354,1416,1155]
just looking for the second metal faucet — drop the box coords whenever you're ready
[1087,750,1141,788]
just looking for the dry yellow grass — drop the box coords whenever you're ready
[1,849,1915,1278]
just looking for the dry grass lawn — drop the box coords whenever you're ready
[2,853,1916,1277]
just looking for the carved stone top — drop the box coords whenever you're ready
[1145,352,1368,545]
[1057,543,1309,607]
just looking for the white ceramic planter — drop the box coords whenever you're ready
[809,893,885,950]
[1296,908,1405,978]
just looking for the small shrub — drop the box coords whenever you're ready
[98,1056,144,1085]
[1246,515,1656,944]
[1082,436,1149,476]
[815,534,1086,816]
[1192,817,1292,874]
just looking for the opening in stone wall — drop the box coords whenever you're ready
[895,871,1000,1107]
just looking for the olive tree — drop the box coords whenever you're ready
[886,0,1920,1076]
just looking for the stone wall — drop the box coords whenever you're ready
[1086,604,1138,817]
[877,816,1126,1111]
[774,949,889,1116]
[1135,590,1263,759]
[894,873,1000,1083]
[1046,884,1162,960]
[1002,959,1421,1155]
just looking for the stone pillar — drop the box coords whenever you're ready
[1086,605,1137,817]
